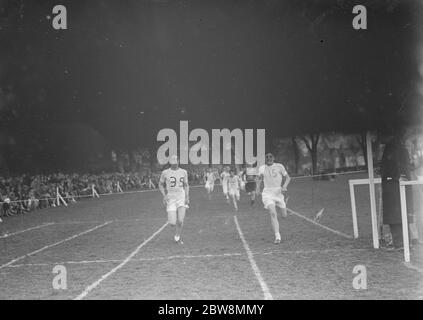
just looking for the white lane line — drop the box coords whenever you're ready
[0,221,112,270]
[4,247,372,268]
[403,262,423,274]
[233,215,273,300]
[405,262,423,300]
[51,219,152,225]
[50,214,233,226]
[74,221,168,300]
[260,247,370,256]
[0,222,54,239]
[287,208,353,239]
[8,252,245,268]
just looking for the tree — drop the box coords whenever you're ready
[291,136,300,174]
[356,132,383,171]
[356,132,368,169]
[300,133,320,175]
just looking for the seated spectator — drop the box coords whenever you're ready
[2,196,12,217]
[0,170,168,221]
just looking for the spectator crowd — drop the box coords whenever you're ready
[0,172,163,219]
[0,168,210,220]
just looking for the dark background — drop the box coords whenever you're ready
[0,0,421,173]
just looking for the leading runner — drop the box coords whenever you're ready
[159,155,189,244]
[257,153,291,244]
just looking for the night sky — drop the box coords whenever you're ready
[0,0,421,152]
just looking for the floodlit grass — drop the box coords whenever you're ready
[0,174,422,299]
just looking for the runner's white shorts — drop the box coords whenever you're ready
[228,188,240,200]
[222,182,228,195]
[166,192,185,212]
[261,188,286,210]
[205,181,214,192]
[240,180,246,191]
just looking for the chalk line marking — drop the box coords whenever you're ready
[74,221,168,300]
[403,262,423,274]
[0,222,54,239]
[403,263,423,299]
[0,221,112,270]
[49,214,233,226]
[287,208,353,239]
[5,247,371,268]
[5,247,372,268]
[8,252,245,268]
[234,215,273,300]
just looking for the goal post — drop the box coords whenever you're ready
[366,131,379,249]
[399,180,423,262]
[349,131,380,248]
[349,178,422,262]
[349,179,359,239]
[349,178,381,245]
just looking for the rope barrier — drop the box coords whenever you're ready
[0,169,370,206]
[290,169,367,180]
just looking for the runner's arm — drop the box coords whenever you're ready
[184,171,190,203]
[282,173,291,191]
[256,174,263,194]
[158,173,167,197]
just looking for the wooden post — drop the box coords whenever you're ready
[399,184,410,262]
[349,180,359,238]
[56,187,68,207]
[367,131,379,249]
[92,185,99,198]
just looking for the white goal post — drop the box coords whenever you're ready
[399,180,423,262]
[349,178,422,262]
[348,178,381,244]
[349,131,381,250]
